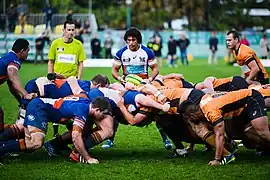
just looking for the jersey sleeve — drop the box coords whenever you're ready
[7,59,21,71]
[78,44,87,62]
[146,49,157,66]
[48,40,57,61]
[113,49,123,66]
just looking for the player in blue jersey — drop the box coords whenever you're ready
[0,74,110,143]
[0,38,36,133]
[0,96,112,164]
[111,27,172,149]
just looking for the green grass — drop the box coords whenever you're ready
[1,59,270,180]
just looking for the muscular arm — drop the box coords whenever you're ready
[72,127,91,161]
[246,60,260,83]
[202,77,215,93]
[118,105,147,125]
[149,63,159,80]
[77,62,84,80]
[112,64,122,81]
[7,67,28,97]
[48,59,54,73]
[135,94,166,111]
[162,73,184,80]
[213,121,225,161]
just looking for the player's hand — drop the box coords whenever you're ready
[162,102,170,112]
[117,76,126,84]
[157,94,167,104]
[208,160,221,166]
[117,97,125,108]
[23,93,36,100]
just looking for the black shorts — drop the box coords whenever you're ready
[181,79,194,88]
[259,78,269,85]
[187,89,205,105]
[245,89,267,122]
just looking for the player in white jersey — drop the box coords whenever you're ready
[109,27,172,150]
[112,27,159,82]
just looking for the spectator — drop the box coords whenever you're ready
[17,0,28,15]
[43,3,56,30]
[35,30,50,64]
[74,29,84,44]
[83,19,91,34]
[208,31,219,64]
[104,32,114,58]
[75,18,82,30]
[167,35,177,67]
[152,36,163,67]
[7,3,18,33]
[177,34,190,66]
[66,10,73,21]
[240,34,250,46]
[91,34,101,59]
[18,13,26,34]
[260,33,269,59]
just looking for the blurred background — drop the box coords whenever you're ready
[0,0,269,62]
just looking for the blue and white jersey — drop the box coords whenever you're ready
[0,51,21,85]
[113,45,156,79]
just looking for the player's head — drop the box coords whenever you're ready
[124,27,142,51]
[91,74,110,88]
[90,97,112,120]
[63,20,75,40]
[178,100,202,124]
[12,38,30,61]
[226,30,240,49]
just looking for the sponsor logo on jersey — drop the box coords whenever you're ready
[57,47,64,52]
[57,54,76,63]
[27,114,35,121]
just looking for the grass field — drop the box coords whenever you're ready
[1,59,270,180]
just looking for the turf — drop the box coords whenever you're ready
[1,59,270,180]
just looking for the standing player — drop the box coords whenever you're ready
[0,38,35,132]
[226,30,269,85]
[110,27,172,149]
[48,20,87,136]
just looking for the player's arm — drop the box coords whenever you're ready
[67,76,84,95]
[7,66,29,98]
[48,40,56,73]
[135,94,169,112]
[117,98,147,125]
[162,73,184,80]
[246,59,260,84]
[149,63,159,82]
[210,120,225,165]
[202,76,216,93]
[72,122,91,161]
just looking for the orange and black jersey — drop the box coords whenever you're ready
[200,89,255,126]
[249,84,270,98]
[233,44,269,84]
[213,76,248,92]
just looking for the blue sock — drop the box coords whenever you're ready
[156,123,168,142]
[0,140,23,157]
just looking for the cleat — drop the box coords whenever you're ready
[44,142,59,157]
[220,153,235,165]
[170,148,188,158]
[230,140,239,154]
[101,140,114,149]
[164,139,173,150]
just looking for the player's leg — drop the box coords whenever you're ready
[53,123,59,137]
[0,107,3,132]
[102,118,119,149]
[155,122,173,150]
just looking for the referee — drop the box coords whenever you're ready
[48,20,86,136]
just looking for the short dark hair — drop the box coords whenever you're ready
[92,97,112,115]
[64,20,75,29]
[226,30,240,40]
[124,27,142,44]
[12,38,29,53]
[91,74,110,87]
[177,100,198,115]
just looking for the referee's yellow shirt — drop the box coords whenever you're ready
[48,38,86,77]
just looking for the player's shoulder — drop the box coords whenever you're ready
[140,45,154,57]
[115,46,128,58]
[72,38,84,46]
[52,37,63,44]
[239,44,254,55]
